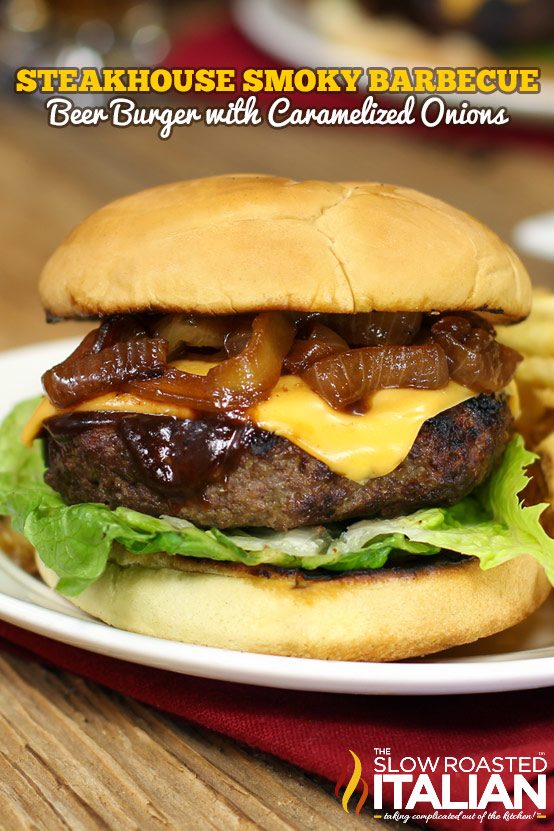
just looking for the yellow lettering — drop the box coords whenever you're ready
[476,68,495,93]
[102,68,127,93]
[215,69,235,92]
[126,68,151,92]
[411,68,435,93]
[435,68,457,93]
[263,69,295,93]
[242,68,264,92]
[367,68,390,92]
[315,68,341,92]
[497,69,518,93]
[195,68,216,93]
[340,68,363,93]
[294,69,316,92]
[390,68,414,93]
[519,68,541,93]
[149,69,172,92]
[77,68,102,93]
[15,67,37,93]
[36,68,58,93]
[456,68,477,92]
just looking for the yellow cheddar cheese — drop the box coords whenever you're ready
[252,378,473,482]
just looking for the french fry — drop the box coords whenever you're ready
[497,289,554,355]
[0,517,37,574]
[496,291,554,396]
[497,320,554,356]
[514,356,554,390]
[527,289,554,319]
[535,388,554,410]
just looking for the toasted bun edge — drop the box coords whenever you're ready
[36,553,550,661]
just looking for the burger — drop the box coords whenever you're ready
[1,174,553,661]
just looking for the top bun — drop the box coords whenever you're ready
[40,175,531,321]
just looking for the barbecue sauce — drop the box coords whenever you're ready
[43,412,277,497]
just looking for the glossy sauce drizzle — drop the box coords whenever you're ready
[44,412,278,497]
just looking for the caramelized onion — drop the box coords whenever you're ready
[284,323,348,374]
[59,317,151,366]
[302,344,449,409]
[43,337,168,408]
[93,316,149,352]
[431,316,522,393]
[224,318,255,357]
[448,311,495,334]
[128,312,295,412]
[41,307,519,418]
[152,314,230,357]
[324,312,423,346]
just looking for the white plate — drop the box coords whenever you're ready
[2,339,554,696]
[233,0,554,122]
[514,212,554,262]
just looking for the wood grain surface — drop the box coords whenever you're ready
[0,650,404,831]
[0,86,553,830]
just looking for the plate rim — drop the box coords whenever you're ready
[2,570,554,696]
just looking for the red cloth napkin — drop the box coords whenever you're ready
[165,18,554,151]
[0,618,552,831]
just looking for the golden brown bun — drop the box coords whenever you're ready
[40,175,531,322]
[35,553,550,661]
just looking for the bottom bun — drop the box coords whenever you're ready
[36,553,550,661]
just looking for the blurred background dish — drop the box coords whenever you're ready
[515,212,554,262]
[233,0,554,120]
[310,0,554,58]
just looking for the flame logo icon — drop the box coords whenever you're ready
[335,750,369,815]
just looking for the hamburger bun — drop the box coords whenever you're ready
[39,175,531,322]
[36,552,550,661]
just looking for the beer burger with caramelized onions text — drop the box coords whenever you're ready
[1,175,553,661]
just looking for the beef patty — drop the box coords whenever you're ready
[43,394,511,531]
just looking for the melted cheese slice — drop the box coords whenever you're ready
[253,378,473,482]
[22,393,195,445]
[23,357,475,484]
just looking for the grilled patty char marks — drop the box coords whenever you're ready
[43,394,512,531]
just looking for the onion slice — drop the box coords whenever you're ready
[285,323,348,374]
[93,316,149,352]
[128,312,295,412]
[152,314,230,356]
[302,344,450,409]
[324,312,423,346]
[43,337,168,408]
[431,316,522,393]
[224,318,255,357]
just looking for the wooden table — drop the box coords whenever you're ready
[1,94,554,830]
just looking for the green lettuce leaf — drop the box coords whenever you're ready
[334,435,554,584]
[1,397,553,595]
